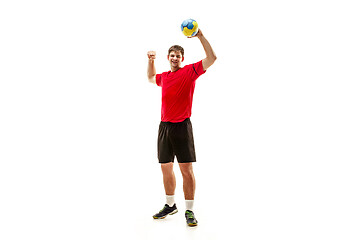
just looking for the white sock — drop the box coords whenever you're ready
[185,200,194,211]
[166,195,175,207]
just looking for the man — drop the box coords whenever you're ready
[147,29,216,227]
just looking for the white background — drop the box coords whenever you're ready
[1,0,359,239]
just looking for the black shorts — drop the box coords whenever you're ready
[158,118,196,164]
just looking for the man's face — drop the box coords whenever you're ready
[168,51,184,71]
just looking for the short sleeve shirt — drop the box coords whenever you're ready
[156,60,206,122]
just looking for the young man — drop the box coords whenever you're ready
[147,29,216,226]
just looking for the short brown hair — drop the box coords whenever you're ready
[168,45,184,57]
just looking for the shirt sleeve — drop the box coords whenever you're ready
[156,74,162,86]
[190,60,206,80]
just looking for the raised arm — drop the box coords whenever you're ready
[195,29,217,71]
[147,51,157,84]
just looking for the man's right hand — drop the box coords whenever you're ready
[147,51,156,61]
[147,51,157,84]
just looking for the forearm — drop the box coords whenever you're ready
[147,59,156,81]
[199,34,216,60]
[196,30,216,70]
[147,51,157,83]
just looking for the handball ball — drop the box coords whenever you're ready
[181,19,198,37]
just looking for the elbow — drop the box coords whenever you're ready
[211,55,217,65]
[211,53,217,63]
[148,76,156,84]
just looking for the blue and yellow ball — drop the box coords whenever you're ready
[181,19,199,37]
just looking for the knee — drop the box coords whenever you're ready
[161,163,174,176]
[180,165,194,178]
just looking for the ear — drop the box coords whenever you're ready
[167,55,170,60]
[182,56,184,62]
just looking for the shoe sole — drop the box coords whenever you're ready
[187,222,198,227]
[153,209,178,219]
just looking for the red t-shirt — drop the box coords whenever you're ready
[156,60,206,122]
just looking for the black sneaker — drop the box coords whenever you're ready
[185,210,198,226]
[153,204,178,219]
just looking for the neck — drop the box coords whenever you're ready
[171,66,181,72]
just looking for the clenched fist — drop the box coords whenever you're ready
[147,51,156,61]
